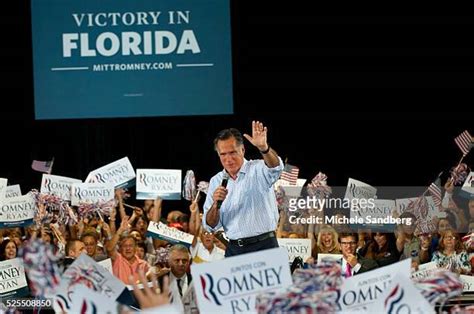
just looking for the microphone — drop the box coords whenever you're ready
[217,172,229,209]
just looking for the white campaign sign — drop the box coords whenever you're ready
[97,258,113,274]
[0,194,36,228]
[67,284,120,314]
[146,221,193,247]
[365,273,434,314]
[0,258,29,298]
[0,178,7,200]
[71,183,114,206]
[4,185,21,199]
[460,275,474,292]
[136,169,181,200]
[461,171,474,197]
[277,238,312,262]
[191,248,292,314]
[317,253,343,264]
[344,178,377,201]
[40,174,82,201]
[395,196,439,218]
[85,157,135,188]
[53,254,126,311]
[337,259,411,313]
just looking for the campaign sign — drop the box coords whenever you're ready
[0,258,29,299]
[4,185,21,199]
[86,157,135,188]
[337,259,411,312]
[0,194,36,228]
[40,174,82,201]
[191,248,292,314]
[277,238,311,262]
[71,183,114,206]
[136,169,181,200]
[31,0,233,120]
[146,221,193,247]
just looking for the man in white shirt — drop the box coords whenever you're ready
[191,229,225,263]
[166,244,193,311]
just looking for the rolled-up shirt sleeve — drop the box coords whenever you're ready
[202,175,223,232]
[258,156,284,188]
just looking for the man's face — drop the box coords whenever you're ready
[200,231,215,250]
[216,138,245,177]
[70,241,87,258]
[169,250,190,278]
[340,236,357,259]
[82,236,97,257]
[119,238,136,261]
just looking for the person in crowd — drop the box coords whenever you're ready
[59,239,87,273]
[0,240,17,261]
[166,244,193,311]
[107,218,150,284]
[363,232,400,267]
[203,121,283,257]
[340,232,377,277]
[396,212,429,268]
[432,228,471,274]
[81,231,108,261]
[191,227,225,264]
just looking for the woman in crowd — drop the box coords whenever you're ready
[0,239,18,261]
[363,232,400,267]
[432,228,471,274]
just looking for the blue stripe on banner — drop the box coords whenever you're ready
[0,286,30,299]
[137,192,181,200]
[0,219,34,229]
[145,231,191,248]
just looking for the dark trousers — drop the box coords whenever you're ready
[225,235,279,257]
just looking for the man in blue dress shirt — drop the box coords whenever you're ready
[203,121,284,257]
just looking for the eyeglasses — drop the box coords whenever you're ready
[340,241,357,246]
[444,236,457,240]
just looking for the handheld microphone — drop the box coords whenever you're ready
[217,172,229,209]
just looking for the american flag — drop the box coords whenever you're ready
[428,181,442,207]
[280,164,299,185]
[31,159,54,174]
[454,130,472,156]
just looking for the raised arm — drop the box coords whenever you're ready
[243,120,280,167]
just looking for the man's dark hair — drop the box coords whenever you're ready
[339,232,359,243]
[214,128,244,151]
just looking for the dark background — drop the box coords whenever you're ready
[0,2,472,213]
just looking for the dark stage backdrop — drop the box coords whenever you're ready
[0,2,473,214]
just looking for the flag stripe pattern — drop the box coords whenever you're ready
[428,182,442,207]
[455,130,472,156]
[31,160,53,173]
[280,164,299,185]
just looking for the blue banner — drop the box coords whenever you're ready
[31,0,233,119]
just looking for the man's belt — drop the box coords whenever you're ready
[229,231,276,247]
